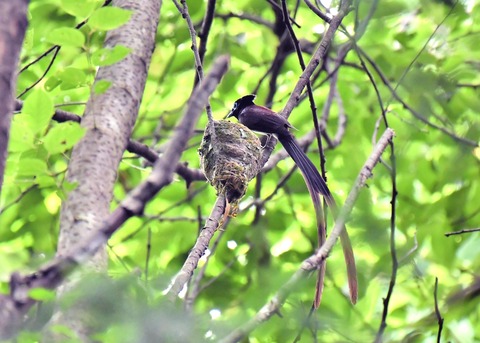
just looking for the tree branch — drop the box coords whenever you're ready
[196,0,216,86]
[14,100,206,185]
[0,0,29,196]
[168,195,226,301]
[219,128,395,343]
[260,0,352,166]
[434,277,444,343]
[0,55,230,340]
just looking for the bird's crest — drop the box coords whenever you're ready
[227,94,256,118]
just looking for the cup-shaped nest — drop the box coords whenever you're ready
[199,120,262,214]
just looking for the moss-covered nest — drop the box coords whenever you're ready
[199,120,262,215]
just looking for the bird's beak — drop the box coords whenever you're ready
[226,110,234,118]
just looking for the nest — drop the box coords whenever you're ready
[199,120,262,215]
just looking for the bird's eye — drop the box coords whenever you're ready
[232,102,237,110]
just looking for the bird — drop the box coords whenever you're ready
[227,94,358,307]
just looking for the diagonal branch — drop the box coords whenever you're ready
[0,55,230,340]
[196,0,216,86]
[260,0,352,166]
[167,194,226,300]
[219,128,395,343]
[356,48,478,147]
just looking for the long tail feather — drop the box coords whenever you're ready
[312,190,326,308]
[278,134,358,305]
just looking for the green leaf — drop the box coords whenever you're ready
[29,287,56,301]
[43,122,86,154]
[169,48,194,73]
[21,90,54,135]
[93,80,112,94]
[9,115,36,152]
[91,45,131,66]
[60,0,97,18]
[46,27,85,47]
[58,67,87,90]
[88,7,132,31]
[35,175,57,188]
[17,157,47,177]
[44,76,62,92]
[185,0,203,19]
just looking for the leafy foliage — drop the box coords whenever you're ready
[1,0,479,341]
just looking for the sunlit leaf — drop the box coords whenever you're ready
[93,80,112,94]
[9,115,36,152]
[46,27,85,47]
[17,157,47,176]
[58,68,87,90]
[88,7,132,31]
[60,0,97,18]
[43,122,86,154]
[29,287,56,301]
[44,76,62,92]
[91,45,131,66]
[21,90,54,135]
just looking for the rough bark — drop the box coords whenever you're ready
[0,0,29,195]
[47,0,161,340]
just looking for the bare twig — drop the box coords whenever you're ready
[303,0,332,23]
[17,0,113,98]
[319,43,352,148]
[145,227,152,287]
[173,0,216,143]
[184,224,228,311]
[196,0,216,86]
[357,49,478,147]
[172,0,203,81]
[215,12,274,30]
[267,0,301,28]
[280,0,324,172]
[14,100,206,185]
[261,0,352,166]
[445,227,480,236]
[457,83,480,88]
[17,47,61,98]
[434,278,444,343]
[0,185,38,215]
[353,0,378,40]
[167,195,226,300]
[389,3,457,99]
[281,1,351,117]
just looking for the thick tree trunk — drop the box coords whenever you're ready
[0,1,29,195]
[46,0,161,340]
